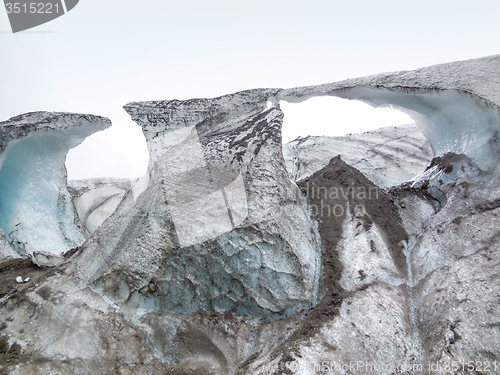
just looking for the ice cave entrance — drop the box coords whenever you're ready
[280,96,415,143]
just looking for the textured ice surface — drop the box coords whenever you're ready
[68,178,135,237]
[0,225,18,261]
[71,89,321,321]
[0,112,111,256]
[283,124,433,187]
[124,89,281,164]
[337,209,405,292]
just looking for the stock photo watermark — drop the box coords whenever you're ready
[3,0,79,33]
[289,359,499,374]
[298,182,380,218]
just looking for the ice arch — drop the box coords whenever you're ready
[279,55,500,173]
[0,112,111,256]
[279,95,415,143]
[281,88,500,172]
[335,88,500,172]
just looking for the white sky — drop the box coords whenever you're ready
[1,0,500,179]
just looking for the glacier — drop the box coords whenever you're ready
[0,112,111,259]
[68,177,135,237]
[279,54,500,173]
[1,55,500,374]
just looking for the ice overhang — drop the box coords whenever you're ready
[0,112,111,256]
[278,55,500,173]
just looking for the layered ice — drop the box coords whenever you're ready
[0,112,111,256]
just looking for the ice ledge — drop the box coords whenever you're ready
[124,55,500,175]
[0,112,112,154]
[278,54,500,105]
[123,89,281,164]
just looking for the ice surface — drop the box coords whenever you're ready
[72,93,321,321]
[280,54,500,174]
[0,133,84,255]
[0,112,111,256]
[283,124,434,188]
[334,88,500,172]
[68,178,134,237]
[337,209,405,292]
[0,225,18,260]
[2,55,500,374]
[282,88,500,173]
[124,89,281,164]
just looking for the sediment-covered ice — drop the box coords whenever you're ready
[0,112,111,256]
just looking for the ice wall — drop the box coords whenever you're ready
[72,90,322,321]
[0,112,111,256]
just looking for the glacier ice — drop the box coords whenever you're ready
[0,112,111,256]
[70,89,322,321]
[279,54,500,174]
[0,225,17,261]
[283,124,434,188]
[68,177,135,237]
[333,88,500,172]
[1,55,500,374]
